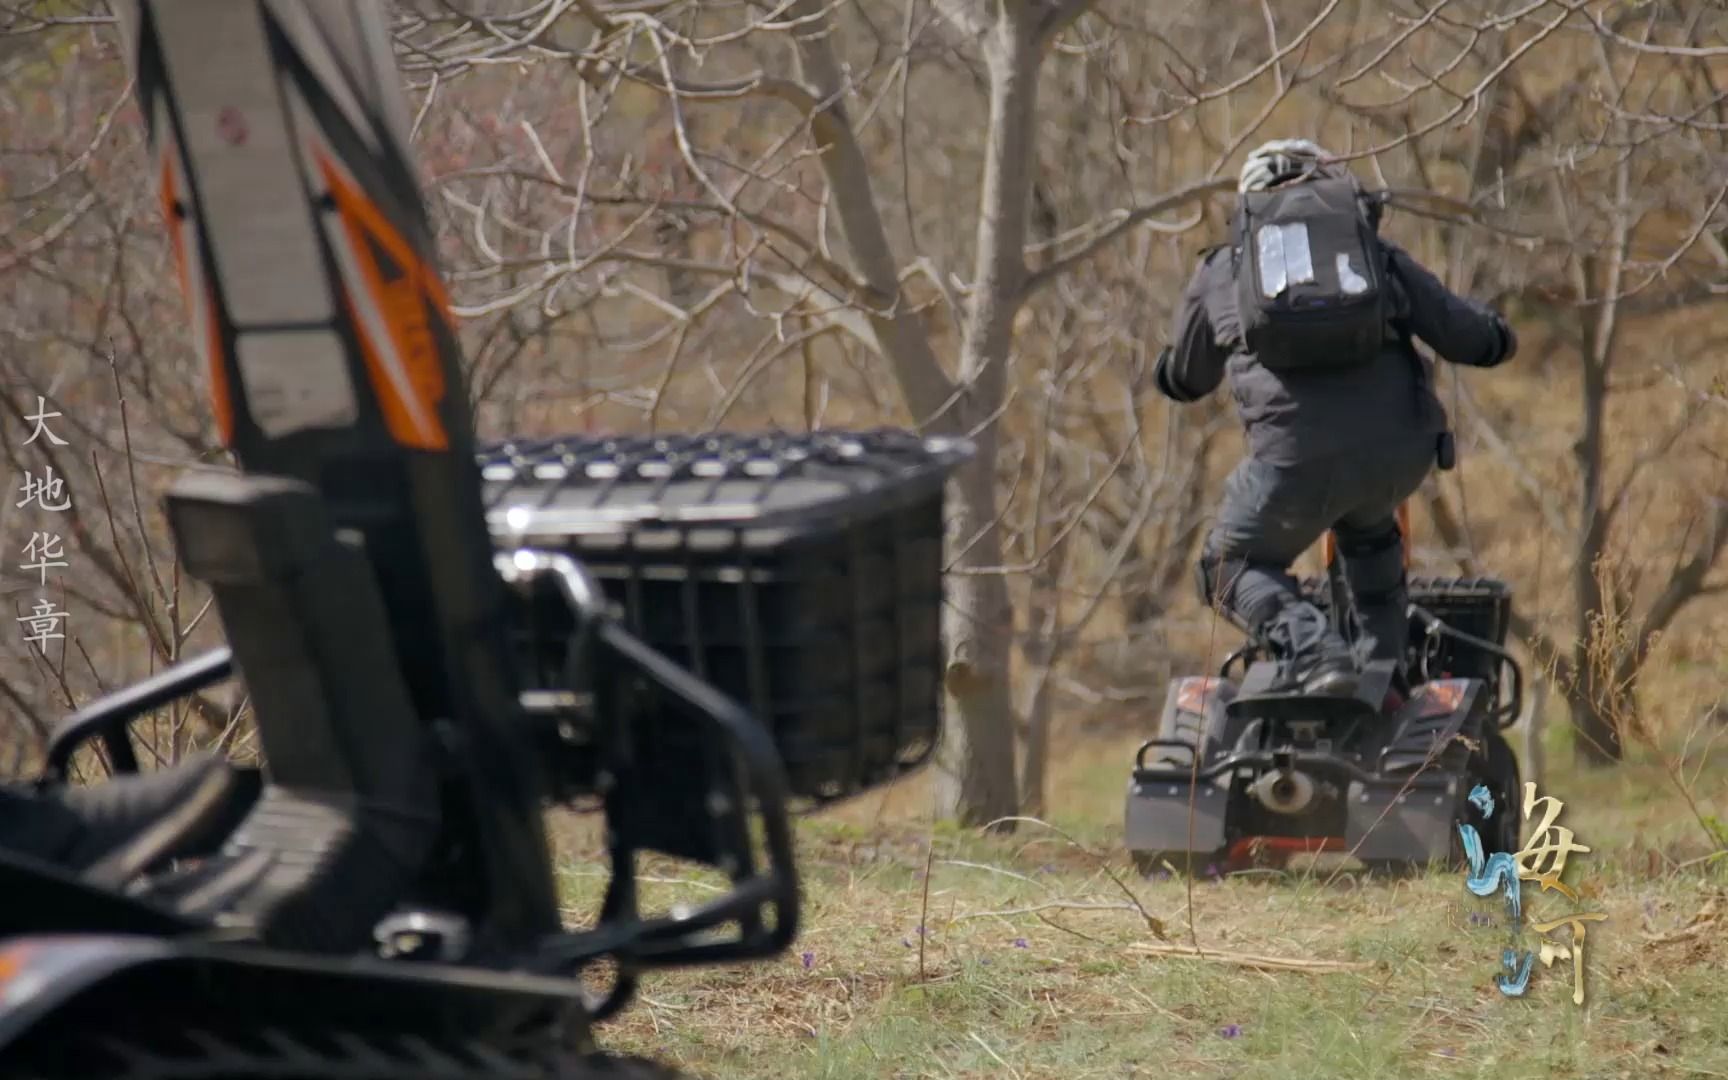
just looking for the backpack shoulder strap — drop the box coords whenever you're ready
[1227,191,1260,269]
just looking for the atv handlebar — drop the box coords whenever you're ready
[1219,644,1257,682]
[1135,739,1201,773]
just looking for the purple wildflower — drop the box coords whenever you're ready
[1012,937,1028,949]
[1219,1024,1242,1039]
[801,951,814,970]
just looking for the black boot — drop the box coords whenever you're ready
[0,753,251,880]
[1264,601,1361,698]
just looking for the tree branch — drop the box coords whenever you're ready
[1022,178,1230,295]
[1037,0,1096,44]
[1635,498,1728,650]
[782,0,958,427]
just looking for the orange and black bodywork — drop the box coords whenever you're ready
[1127,496,1525,877]
[120,0,561,948]
[0,6,955,1070]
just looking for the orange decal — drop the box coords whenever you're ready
[314,148,450,451]
[0,944,27,986]
[1322,500,1412,571]
[203,284,234,445]
[1175,676,1223,715]
[1417,679,1468,717]
[159,149,234,446]
[1396,501,1412,569]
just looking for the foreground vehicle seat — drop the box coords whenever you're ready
[108,473,445,953]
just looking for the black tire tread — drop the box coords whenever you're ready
[21,1026,697,1080]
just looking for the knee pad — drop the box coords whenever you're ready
[1338,527,1406,602]
[1196,550,1249,613]
[1196,550,1288,630]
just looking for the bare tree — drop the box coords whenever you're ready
[8,0,1727,806]
[1381,8,1728,765]
[397,0,1237,824]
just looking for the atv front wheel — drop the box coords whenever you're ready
[1359,729,1522,880]
[1437,728,1522,873]
[583,1055,696,1079]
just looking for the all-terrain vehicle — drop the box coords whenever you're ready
[0,4,965,1077]
[1125,514,1526,877]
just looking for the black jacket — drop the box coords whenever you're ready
[1155,237,1515,464]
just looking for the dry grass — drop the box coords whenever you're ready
[549,704,1728,1079]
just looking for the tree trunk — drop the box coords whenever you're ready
[1565,637,1638,764]
[1565,141,1631,766]
[1564,679,1629,766]
[1017,514,1069,818]
[1520,669,1548,792]
[934,11,1044,826]
[938,452,1021,826]
[1569,306,1622,766]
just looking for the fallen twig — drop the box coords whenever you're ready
[1642,896,1719,946]
[917,834,934,982]
[951,900,1139,922]
[1128,941,1372,974]
[982,815,1170,940]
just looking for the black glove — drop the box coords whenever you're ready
[1493,314,1518,365]
[1153,346,1203,403]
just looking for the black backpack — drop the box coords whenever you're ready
[1230,174,1391,372]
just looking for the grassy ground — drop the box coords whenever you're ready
[552,719,1728,1080]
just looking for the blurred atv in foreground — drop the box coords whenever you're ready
[0,4,968,1077]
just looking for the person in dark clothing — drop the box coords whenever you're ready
[1156,139,1517,699]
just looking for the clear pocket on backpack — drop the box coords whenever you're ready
[1336,251,1370,295]
[1256,222,1316,298]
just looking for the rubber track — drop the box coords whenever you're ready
[15,1026,690,1080]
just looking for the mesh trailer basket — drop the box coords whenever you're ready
[480,428,972,805]
[1406,576,1514,682]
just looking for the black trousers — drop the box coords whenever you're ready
[1198,434,1434,668]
